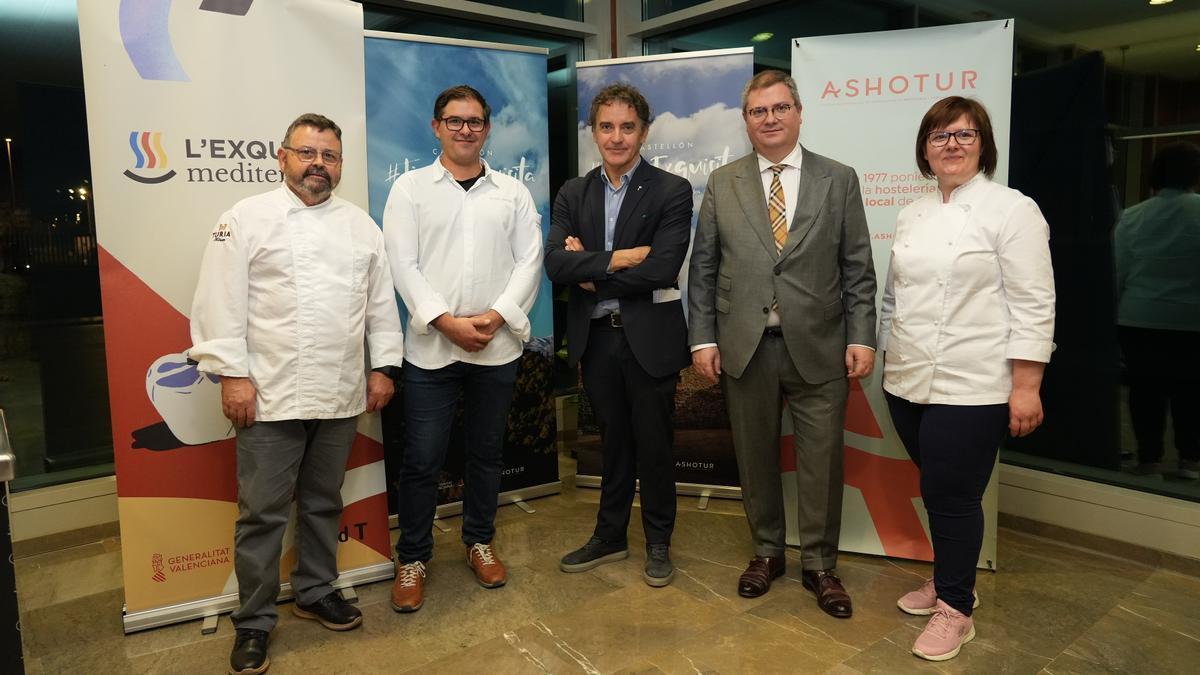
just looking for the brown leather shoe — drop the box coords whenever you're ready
[391,561,425,613]
[467,542,507,588]
[737,556,785,598]
[802,569,852,618]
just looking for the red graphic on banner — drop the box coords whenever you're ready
[99,246,239,502]
[845,379,883,438]
[778,381,933,561]
[844,447,931,559]
[98,246,385,500]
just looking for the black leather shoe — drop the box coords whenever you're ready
[738,556,785,597]
[802,569,853,618]
[229,628,270,675]
[560,536,628,572]
[292,590,363,631]
[643,543,674,587]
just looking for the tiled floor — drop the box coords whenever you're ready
[15,458,1200,674]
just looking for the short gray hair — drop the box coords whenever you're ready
[282,113,342,147]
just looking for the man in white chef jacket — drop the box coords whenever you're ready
[382,85,543,613]
[189,113,404,675]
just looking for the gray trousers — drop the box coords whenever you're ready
[231,417,357,631]
[723,334,847,570]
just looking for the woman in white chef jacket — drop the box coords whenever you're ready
[877,96,1056,662]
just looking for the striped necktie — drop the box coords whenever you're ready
[768,164,787,253]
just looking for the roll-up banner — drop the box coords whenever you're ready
[573,48,754,495]
[363,33,560,516]
[79,0,393,632]
[792,20,1014,567]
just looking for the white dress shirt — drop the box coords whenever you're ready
[189,185,405,421]
[382,159,543,369]
[878,172,1056,405]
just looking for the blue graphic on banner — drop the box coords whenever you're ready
[364,37,551,339]
[576,53,752,209]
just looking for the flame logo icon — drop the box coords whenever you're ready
[123,131,177,184]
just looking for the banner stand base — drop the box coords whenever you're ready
[121,561,395,634]
[388,481,562,529]
[575,476,742,502]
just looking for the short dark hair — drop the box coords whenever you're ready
[915,97,998,179]
[741,69,801,113]
[433,84,491,123]
[587,83,652,128]
[1149,142,1200,191]
[282,113,341,148]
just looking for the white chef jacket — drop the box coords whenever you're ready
[382,159,543,369]
[878,173,1055,405]
[189,185,405,421]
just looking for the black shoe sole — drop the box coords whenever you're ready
[291,604,363,631]
[801,576,853,619]
[229,656,270,675]
[738,566,785,598]
[560,549,628,573]
[643,568,674,587]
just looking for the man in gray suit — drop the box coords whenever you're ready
[688,70,876,618]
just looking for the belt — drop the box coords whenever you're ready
[592,312,623,328]
[763,326,783,337]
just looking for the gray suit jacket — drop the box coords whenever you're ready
[687,147,877,382]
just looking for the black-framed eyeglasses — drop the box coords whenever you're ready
[927,129,980,147]
[440,116,487,132]
[283,146,343,164]
[746,103,795,121]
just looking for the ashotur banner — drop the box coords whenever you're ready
[791,20,1014,567]
[79,0,392,631]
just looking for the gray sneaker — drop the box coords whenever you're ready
[643,543,674,587]
[560,536,628,573]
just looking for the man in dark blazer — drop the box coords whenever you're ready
[688,70,877,617]
[545,83,693,587]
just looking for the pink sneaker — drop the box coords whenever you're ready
[897,578,980,615]
[912,599,975,661]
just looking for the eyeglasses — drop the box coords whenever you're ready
[745,103,795,121]
[283,146,343,164]
[440,116,487,132]
[927,129,980,147]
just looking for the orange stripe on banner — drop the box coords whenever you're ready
[844,446,932,560]
[140,131,156,168]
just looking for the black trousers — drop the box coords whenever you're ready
[581,319,678,546]
[1119,326,1200,465]
[885,392,1008,616]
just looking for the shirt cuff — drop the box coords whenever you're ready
[187,339,249,377]
[367,331,405,369]
[492,296,531,342]
[412,298,450,336]
[690,342,717,352]
[848,343,876,351]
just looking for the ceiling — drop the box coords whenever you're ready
[914,0,1200,79]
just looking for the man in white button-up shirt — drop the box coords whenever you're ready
[190,114,405,674]
[383,86,543,613]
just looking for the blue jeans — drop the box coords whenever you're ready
[395,358,519,563]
